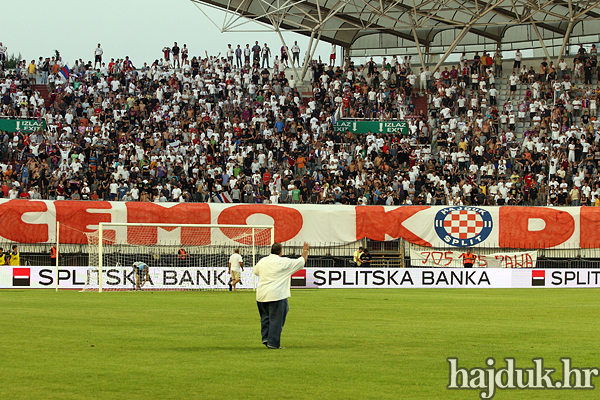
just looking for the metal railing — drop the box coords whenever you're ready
[3,240,600,269]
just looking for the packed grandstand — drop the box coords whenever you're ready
[1,42,600,208]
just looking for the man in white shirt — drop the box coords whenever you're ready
[94,43,103,69]
[261,43,271,68]
[0,42,6,64]
[291,41,300,67]
[254,242,309,349]
[330,44,336,67]
[419,68,427,91]
[513,49,522,73]
[509,72,519,99]
[228,248,244,291]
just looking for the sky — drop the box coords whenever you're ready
[3,0,333,67]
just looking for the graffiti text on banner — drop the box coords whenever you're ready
[410,249,538,268]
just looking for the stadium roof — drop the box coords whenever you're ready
[191,0,600,75]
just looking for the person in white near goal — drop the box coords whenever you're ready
[228,249,243,291]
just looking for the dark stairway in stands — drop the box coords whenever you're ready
[32,85,52,108]
[412,92,428,117]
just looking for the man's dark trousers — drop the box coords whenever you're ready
[257,299,289,348]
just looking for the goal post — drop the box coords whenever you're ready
[83,223,274,292]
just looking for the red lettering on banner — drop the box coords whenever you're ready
[0,200,48,243]
[477,255,487,268]
[217,205,302,244]
[499,207,574,249]
[580,207,600,248]
[498,254,534,268]
[431,251,443,265]
[420,252,431,265]
[126,203,211,245]
[355,206,431,246]
[445,251,454,267]
[55,201,113,244]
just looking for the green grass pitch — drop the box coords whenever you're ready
[1,289,600,400]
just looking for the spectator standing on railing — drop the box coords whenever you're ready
[94,43,103,69]
[27,60,36,85]
[261,43,271,69]
[252,41,261,66]
[226,44,234,65]
[513,49,522,74]
[235,44,242,68]
[291,41,300,67]
[172,42,180,68]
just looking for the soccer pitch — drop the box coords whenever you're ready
[1,289,599,400]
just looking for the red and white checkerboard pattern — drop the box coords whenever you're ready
[442,210,484,240]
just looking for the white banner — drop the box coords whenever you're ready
[3,266,600,290]
[410,249,538,268]
[304,268,511,288]
[1,199,599,250]
[0,266,255,290]
[299,268,600,288]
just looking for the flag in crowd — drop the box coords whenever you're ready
[60,65,70,80]
[212,193,232,203]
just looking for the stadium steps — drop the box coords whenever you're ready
[369,253,405,268]
[365,240,405,267]
[413,93,428,116]
[33,84,52,108]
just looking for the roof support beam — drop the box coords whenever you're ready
[433,25,471,72]
[574,0,600,19]
[300,30,317,81]
[409,14,426,70]
[556,20,574,66]
[531,22,551,61]
[432,0,504,71]
[297,0,428,44]
[461,0,568,35]
[554,0,600,19]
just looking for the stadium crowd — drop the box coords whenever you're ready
[0,41,600,207]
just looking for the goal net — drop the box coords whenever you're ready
[83,223,274,292]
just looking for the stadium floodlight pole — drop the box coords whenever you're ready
[55,221,59,292]
[98,223,104,293]
[252,227,256,290]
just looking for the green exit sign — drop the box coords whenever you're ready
[333,120,408,135]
